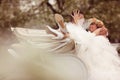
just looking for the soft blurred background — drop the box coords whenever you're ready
[0,0,120,52]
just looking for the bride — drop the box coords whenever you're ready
[66,10,120,80]
[7,10,120,80]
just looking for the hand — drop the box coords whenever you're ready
[93,28,102,36]
[99,27,108,36]
[71,9,84,24]
[93,27,108,37]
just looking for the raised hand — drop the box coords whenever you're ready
[55,14,65,29]
[54,14,69,39]
[71,9,84,24]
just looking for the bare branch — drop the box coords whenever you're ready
[56,0,65,11]
[46,1,59,13]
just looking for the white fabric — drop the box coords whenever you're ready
[65,22,120,80]
[7,27,87,80]
[7,22,120,80]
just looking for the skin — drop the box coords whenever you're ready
[54,10,108,39]
[54,14,69,39]
[71,10,108,37]
[89,24,98,32]
[99,27,108,36]
[89,25,108,37]
[71,9,84,24]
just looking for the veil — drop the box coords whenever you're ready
[6,26,88,80]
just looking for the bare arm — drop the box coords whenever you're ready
[93,27,108,37]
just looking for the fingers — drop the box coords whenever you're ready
[93,28,102,35]
[70,14,74,18]
[74,9,78,15]
[99,28,108,36]
[94,28,102,32]
[71,10,76,16]
[70,9,84,24]
[71,9,80,16]
[71,10,75,18]
[77,10,80,14]
[75,9,80,15]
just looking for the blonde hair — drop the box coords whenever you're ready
[88,18,104,28]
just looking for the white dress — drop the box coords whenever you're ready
[7,22,120,80]
[65,22,120,80]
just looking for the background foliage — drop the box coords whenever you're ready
[0,0,120,44]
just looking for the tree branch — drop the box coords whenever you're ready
[46,1,59,14]
[56,0,65,11]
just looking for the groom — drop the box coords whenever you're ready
[55,10,108,38]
